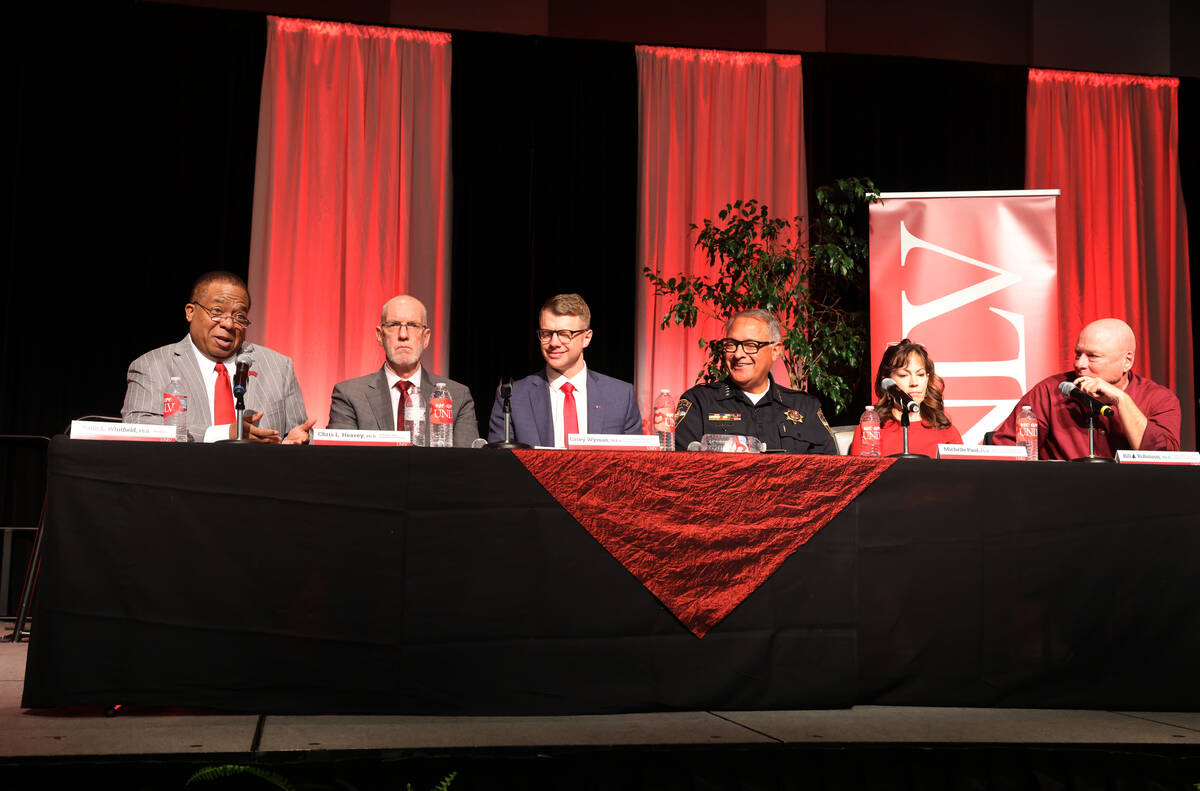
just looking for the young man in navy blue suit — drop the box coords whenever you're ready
[487,293,642,446]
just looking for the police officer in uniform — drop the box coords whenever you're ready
[674,309,838,454]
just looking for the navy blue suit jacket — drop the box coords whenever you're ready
[487,368,642,445]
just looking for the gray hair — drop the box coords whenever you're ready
[724,309,782,343]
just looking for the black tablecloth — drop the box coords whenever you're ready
[21,438,1200,713]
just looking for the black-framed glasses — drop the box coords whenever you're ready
[536,328,589,344]
[380,321,428,333]
[190,302,251,328]
[716,338,773,355]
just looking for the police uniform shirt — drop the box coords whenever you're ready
[673,378,838,454]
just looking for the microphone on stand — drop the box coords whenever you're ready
[486,378,532,449]
[219,354,256,443]
[1057,381,1115,417]
[880,377,921,414]
[233,355,254,398]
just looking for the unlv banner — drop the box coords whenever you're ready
[869,191,1059,444]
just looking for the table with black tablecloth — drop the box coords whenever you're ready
[21,438,1200,713]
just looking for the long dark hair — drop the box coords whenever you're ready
[872,339,952,429]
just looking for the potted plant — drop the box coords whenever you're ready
[643,177,879,416]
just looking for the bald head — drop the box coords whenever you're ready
[380,295,427,327]
[1074,318,1135,386]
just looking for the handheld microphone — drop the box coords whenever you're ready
[233,356,254,397]
[880,377,921,414]
[1057,381,1115,417]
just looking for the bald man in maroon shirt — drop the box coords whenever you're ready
[992,318,1181,459]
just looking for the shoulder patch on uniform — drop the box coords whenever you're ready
[816,408,834,435]
[675,398,692,423]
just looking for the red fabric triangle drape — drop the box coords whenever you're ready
[516,450,893,637]
[1026,68,1194,448]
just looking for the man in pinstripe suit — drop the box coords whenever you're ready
[121,271,315,443]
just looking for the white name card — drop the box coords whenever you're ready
[566,433,661,451]
[311,428,412,447]
[937,444,1027,460]
[1115,449,1200,465]
[71,421,177,442]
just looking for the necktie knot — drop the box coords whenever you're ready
[561,382,575,395]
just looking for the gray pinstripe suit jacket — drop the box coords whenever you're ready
[121,336,308,443]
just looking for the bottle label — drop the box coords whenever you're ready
[1016,420,1038,443]
[163,393,186,418]
[429,398,452,425]
[404,406,424,424]
[653,407,675,433]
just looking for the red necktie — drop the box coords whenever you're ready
[561,381,579,447]
[214,363,235,425]
[395,380,412,430]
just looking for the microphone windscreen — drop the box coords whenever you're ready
[1057,380,1075,396]
[687,441,702,451]
[881,377,898,390]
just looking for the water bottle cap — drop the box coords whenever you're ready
[659,388,670,394]
[865,405,874,411]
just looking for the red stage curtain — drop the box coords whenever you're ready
[635,46,806,425]
[248,17,452,426]
[1026,69,1194,448]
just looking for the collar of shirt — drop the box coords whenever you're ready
[189,337,236,428]
[725,376,775,407]
[548,366,588,447]
[384,365,422,420]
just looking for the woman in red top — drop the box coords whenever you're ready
[849,339,962,457]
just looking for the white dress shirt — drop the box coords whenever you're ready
[548,367,588,448]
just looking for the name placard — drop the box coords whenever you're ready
[566,433,661,451]
[1115,449,1200,465]
[937,444,1027,460]
[311,428,412,447]
[71,421,177,442]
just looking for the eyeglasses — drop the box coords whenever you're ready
[190,302,251,328]
[536,328,589,344]
[380,321,428,333]
[716,338,773,355]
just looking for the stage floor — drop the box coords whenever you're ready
[5,638,1200,759]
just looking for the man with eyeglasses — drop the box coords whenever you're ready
[122,271,314,443]
[674,309,838,454]
[487,293,641,447]
[327,295,479,446]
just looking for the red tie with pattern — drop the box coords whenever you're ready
[214,363,235,426]
[561,381,579,447]
[395,380,412,430]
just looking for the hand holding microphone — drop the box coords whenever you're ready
[880,377,921,414]
[1057,380,1115,417]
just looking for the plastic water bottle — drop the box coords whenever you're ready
[429,382,453,448]
[858,405,880,457]
[1016,404,1038,461]
[405,386,427,447]
[163,376,188,443]
[652,388,676,451]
